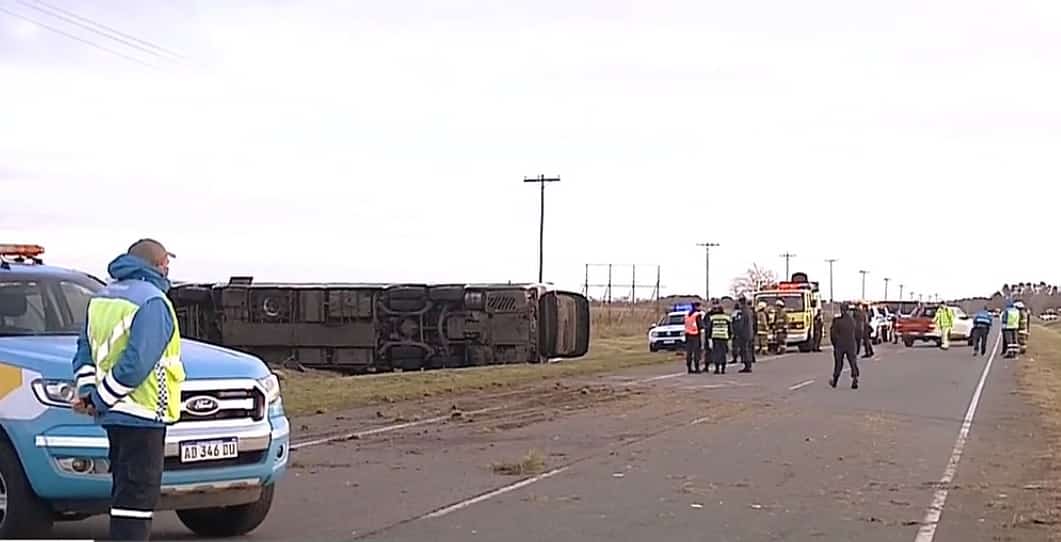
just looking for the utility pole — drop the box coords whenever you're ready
[779,252,796,279]
[859,270,869,300]
[523,174,560,283]
[697,242,719,301]
[884,277,891,300]
[899,283,904,301]
[824,258,837,303]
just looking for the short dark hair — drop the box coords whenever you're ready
[127,238,175,264]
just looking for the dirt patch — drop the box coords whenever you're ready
[491,449,547,476]
[1015,325,1061,538]
[281,335,668,416]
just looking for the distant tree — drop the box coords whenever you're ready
[730,264,778,297]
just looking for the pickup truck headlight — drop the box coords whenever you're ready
[32,379,77,408]
[258,374,281,404]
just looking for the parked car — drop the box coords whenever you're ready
[949,306,974,343]
[0,244,289,539]
[868,305,893,344]
[648,309,689,352]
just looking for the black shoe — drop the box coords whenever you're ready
[852,379,859,389]
[829,377,837,388]
[739,368,752,373]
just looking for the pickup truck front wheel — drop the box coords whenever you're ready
[0,438,55,539]
[176,484,274,537]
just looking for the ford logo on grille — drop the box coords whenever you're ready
[183,396,221,416]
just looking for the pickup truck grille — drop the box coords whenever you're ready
[179,387,265,423]
[164,450,267,471]
[657,330,682,338]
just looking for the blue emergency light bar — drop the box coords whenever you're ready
[672,303,694,312]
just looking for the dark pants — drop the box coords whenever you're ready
[685,335,702,373]
[972,326,989,355]
[833,348,860,381]
[711,340,729,373]
[1003,329,1017,356]
[106,425,166,541]
[734,337,754,370]
[861,330,874,357]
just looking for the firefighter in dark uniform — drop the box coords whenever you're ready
[860,303,875,358]
[683,303,705,373]
[736,296,755,371]
[708,300,733,374]
[830,304,860,389]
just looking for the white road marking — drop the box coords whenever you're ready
[788,379,815,391]
[633,372,686,384]
[291,405,505,450]
[422,467,570,519]
[681,384,733,390]
[420,410,724,521]
[913,331,1002,542]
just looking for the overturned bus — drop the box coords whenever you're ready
[168,278,591,373]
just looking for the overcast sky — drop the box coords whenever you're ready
[1,0,1058,301]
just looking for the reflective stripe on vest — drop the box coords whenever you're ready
[684,313,700,335]
[1004,309,1020,329]
[710,313,731,340]
[87,296,186,423]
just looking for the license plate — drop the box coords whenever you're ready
[663,340,677,345]
[180,438,238,463]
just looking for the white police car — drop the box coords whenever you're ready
[648,305,694,352]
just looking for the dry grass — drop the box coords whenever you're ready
[1021,325,1061,451]
[1016,325,1061,536]
[591,303,660,339]
[280,334,672,416]
[491,449,547,476]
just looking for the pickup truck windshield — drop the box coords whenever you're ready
[755,294,806,311]
[916,305,940,318]
[0,276,102,336]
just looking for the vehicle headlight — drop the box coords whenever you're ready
[32,379,77,408]
[650,331,659,338]
[258,373,281,404]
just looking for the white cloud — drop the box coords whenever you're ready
[2,0,1059,300]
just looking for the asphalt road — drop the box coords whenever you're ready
[57,330,1054,541]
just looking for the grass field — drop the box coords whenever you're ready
[1017,324,1061,533]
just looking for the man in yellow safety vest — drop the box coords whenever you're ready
[71,239,185,540]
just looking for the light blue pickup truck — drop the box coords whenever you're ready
[0,244,289,538]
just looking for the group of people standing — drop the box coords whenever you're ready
[682,298,755,375]
[682,297,795,376]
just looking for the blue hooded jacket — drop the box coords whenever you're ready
[71,254,175,427]
[973,309,992,328]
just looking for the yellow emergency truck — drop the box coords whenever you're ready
[752,272,823,353]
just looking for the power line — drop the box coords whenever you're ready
[0,6,160,69]
[20,0,185,61]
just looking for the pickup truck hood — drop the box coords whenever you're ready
[651,325,685,334]
[0,336,271,380]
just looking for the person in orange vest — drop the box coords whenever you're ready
[684,302,705,373]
